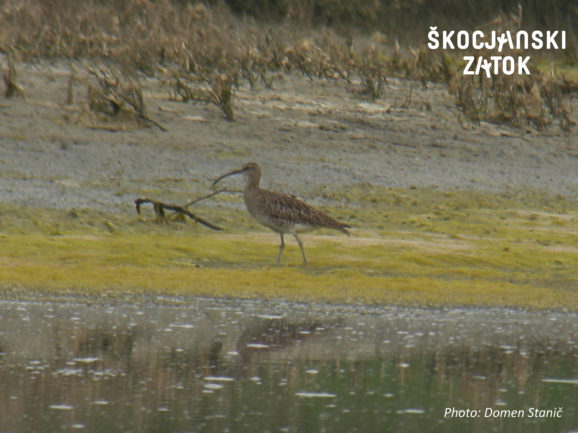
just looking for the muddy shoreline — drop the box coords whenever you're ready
[0,61,576,214]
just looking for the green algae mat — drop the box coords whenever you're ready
[1,187,576,310]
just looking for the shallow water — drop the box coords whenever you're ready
[0,298,576,433]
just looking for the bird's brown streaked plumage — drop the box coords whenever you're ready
[213,162,350,265]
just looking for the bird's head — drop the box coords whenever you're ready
[212,162,261,187]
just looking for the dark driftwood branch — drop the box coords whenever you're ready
[135,198,222,231]
[135,190,228,231]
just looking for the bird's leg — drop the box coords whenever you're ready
[293,234,308,265]
[275,233,285,265]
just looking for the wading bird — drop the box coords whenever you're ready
[213,162,350,265]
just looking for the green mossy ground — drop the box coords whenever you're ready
[1,186,576,310]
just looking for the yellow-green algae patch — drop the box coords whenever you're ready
[0,186,576,310]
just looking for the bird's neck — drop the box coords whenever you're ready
[244,173,260,192]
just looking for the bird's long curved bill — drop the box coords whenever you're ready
[212,168,244,186]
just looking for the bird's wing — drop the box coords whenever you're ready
[261,190,349,233]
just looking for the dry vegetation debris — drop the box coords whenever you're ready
[0,0,575,131]
[85,66,167,131]
[451,70,575,130]
[448,8,575,130]
[2,56,24,98]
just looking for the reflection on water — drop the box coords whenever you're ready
[0,298,576,433]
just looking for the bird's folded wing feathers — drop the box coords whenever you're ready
[262,190,348,232]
